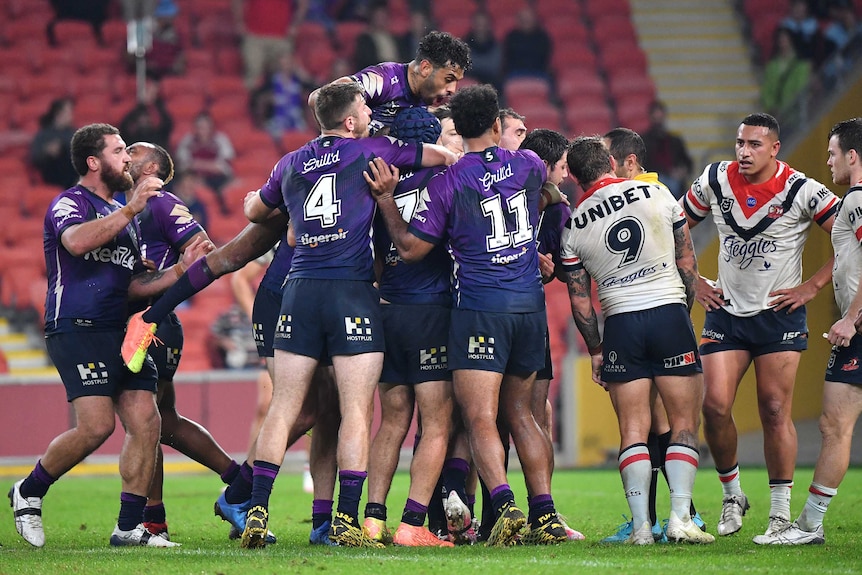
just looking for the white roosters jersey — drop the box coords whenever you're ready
[561,177,688,317]
[831,184,862,315]
[684,160,838,317]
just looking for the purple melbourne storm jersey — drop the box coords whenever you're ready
[537,201,572,267]
[44,185,144,333]
[409,146,547,313]
[260,231,294,293]
[257,135,423,281]
[373,165,452,305]
[138,191,204,270]
[351,62,424,133]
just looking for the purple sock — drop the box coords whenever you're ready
[118,492,147,531]
[312,499,333,529]
[20,460,56,499]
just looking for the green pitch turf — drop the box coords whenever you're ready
[1,467,860,574]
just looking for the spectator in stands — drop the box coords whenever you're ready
[47,0,110,46]
[641,100,693,200]
[118,81,174,151]
[821,2,862,79]
[502,5,552,80]
[232,0,310,89]
[145,0,185,80]
[464,10,502,89]
[780,0,820,60]
[209,304,260,369]
[175,112,235,215]
[254,48,318,140]
[29,98,78,189]
[353,1,400,71]
[398,10,432,62]
[169,171,209,231]
[761,27,811,123]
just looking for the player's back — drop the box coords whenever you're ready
[564,178,686,317]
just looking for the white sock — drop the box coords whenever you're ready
[619,444,652,529]
[717,464,743,497]
[665,444,699,521]
[768,480,793,520]
[797,482,837,531]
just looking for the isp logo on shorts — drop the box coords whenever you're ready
[77,362,108,386]
[420,346,447,370]
[467,336,494,360]
[664,351,697,368]
[274,314,292,340]
[345,317,372,341]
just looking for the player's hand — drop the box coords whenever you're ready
[590,353,605,388]
[180,236,214,268]
[538,252,555,282]
[141,258,157,272]
[695,276,725,310]
[827,315,857,347]
[363,157,399,201]
[768,280,817,313]
[127,175,163,214]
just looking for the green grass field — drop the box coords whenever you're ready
[1,467,860,575]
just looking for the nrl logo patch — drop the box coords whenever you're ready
[720,197,735,213]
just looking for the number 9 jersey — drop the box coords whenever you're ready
[560,178,688,317]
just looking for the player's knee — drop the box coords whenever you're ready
[758,398,790,428]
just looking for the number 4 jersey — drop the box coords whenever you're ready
[257,134,424,282]
[560,178,688,317]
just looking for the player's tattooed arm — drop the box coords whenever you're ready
[566,269,601,354]
[673,223,699,312]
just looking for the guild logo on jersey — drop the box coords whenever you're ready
[420,346,447,370]
[166,347,181,369]
[345,317,373,341]
[274,315,292,340]
[841,358,859,372]
[767,204,784,219]
[663,351,696,368]
[169,204,195,225]
[77,362,108,386]
[467,336,495,360]
[480,164,513,192]
[720,198,734,213]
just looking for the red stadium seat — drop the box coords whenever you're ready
[281,130,318,153]
[607,70,656,101]
[584,0,631,21]
[207,95,250,126]
[206,76,248,102]
[521,103,563,131]
[503,76,551,102]
[565,104,613,136]
[50,20,100,47]
[165,93,208,123]
[215,47,244,76]
[185,48,215,72]
[334,21,367,61]
[431,0,478,22]
[437,15,472,40]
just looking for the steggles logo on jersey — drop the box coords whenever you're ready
[274,314,292,340]
[345,317,372,341]
[722,235,777,270]
[419,346,447,370]
[166,347,181,368]
[467,336,494,360]
[663,351,697,368]
[77,362,108,386]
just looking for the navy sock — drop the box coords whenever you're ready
[312,499,333,529]
[143,258,215,324]
[249,460,280,509]
[143,503,166,524]
[427,477,445,532]
[20,460,56,499]
[337,470,367,519]
[225,461,253,504]
[527,494,555,526]
[441,458,469,501]
[401,498,427,527]
[220,460,241,485]
[490,485,515,520]
[118,492,147,531]
[364,502,387,521]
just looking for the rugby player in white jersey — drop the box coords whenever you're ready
[561,136,711,544]
[753,118,862,545]
[683,113,838,541]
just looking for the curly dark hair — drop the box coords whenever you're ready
[520,128,569,166]
[449,84,498,140]
[416,31,472,72]
[70,123,120,176]
[604,127,646,167]
[567,136,612,187]
[742,112,780,138]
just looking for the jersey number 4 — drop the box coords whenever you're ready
[481,190,533,251]
[304,174,341,227]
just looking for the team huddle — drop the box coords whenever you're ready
[8,30,862,551]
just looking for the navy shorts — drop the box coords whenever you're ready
[380,303,451,385]
[602,303,702,383]
[273,278,383,358]
[253,284,282,358]
[448,308,546,375]
[150,312,182,382]
[825,334,862,385]
[536,327,553,381]
[699,306,808,356]
[46,330,158,402]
